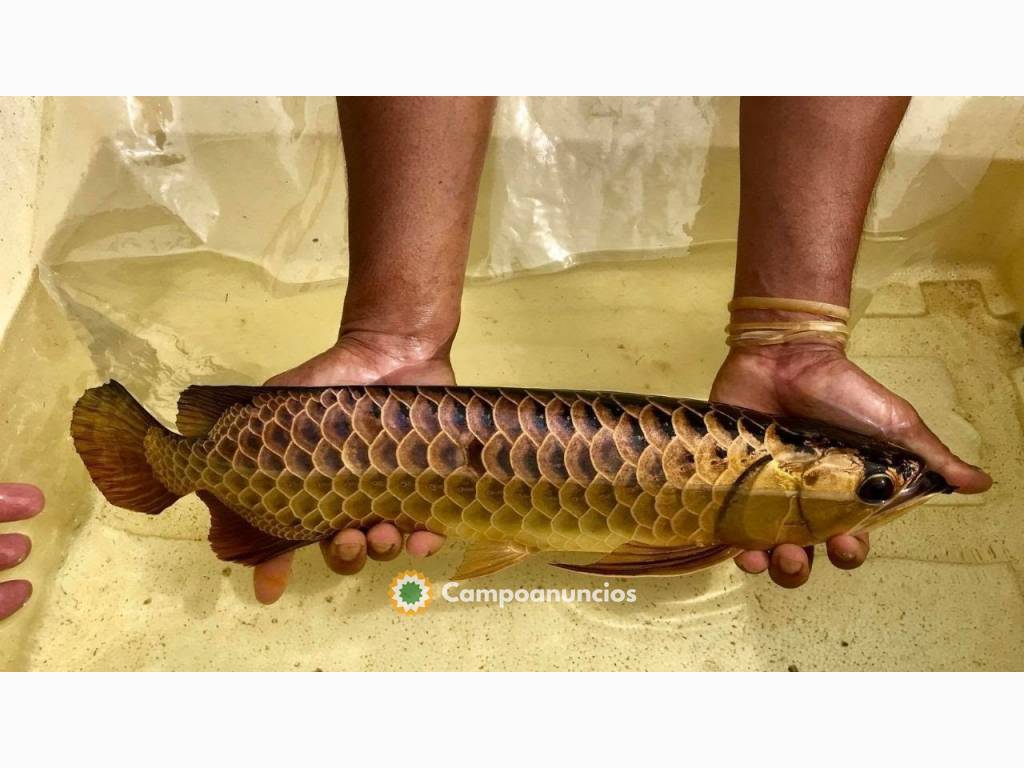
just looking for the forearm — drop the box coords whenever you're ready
[715,96,989,585]
[733,96,909,308]
[336,96,496,356]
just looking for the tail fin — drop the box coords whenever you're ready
[71,381,182,515]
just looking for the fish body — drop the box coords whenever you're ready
[71,381,953,578]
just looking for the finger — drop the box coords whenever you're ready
[320,529,367,575]
[0,533,31,571]
[888,402,992,494]
[826,532,870,570]
[0,580,32,621]
[366,523,403,561]
[768,544,813,589]
[253,551,295,605]
[734,550,770,574]
[913,441,991,493]
[406,531,445,558]
[0,484,44,523]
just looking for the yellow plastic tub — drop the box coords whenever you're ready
[2,97,1022,670]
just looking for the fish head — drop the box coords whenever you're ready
[719,415,955,548]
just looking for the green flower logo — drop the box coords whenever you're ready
[389,570,432,615]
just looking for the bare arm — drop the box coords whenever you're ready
[733,96,908,305]
[337,96,494,360]
[254,97,495,604]
[713,96,991,588]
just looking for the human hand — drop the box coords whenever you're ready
[710,344,991,588]
[0,483,44,620]
[252,331,451,604]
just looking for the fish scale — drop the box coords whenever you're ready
[145,387,760,550]
[73,380,951,578]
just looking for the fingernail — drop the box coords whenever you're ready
[369,540,396,556]
[335,542,362,561]
[838,549,857,562]
[0,484,44,519]
[779,557,802,575]
[411,544,439,559]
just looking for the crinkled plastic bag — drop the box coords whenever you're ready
[32,95,1024,288]
[26,95,1024,407]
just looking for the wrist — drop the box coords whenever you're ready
[335,326,456,368]
[726,295,850,353]
[724,343,846,391]
[340,290,462,363]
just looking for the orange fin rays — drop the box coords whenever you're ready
[451,540,532,580]
[553,541,738,576]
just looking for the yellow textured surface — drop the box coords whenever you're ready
[1,248,1023,671]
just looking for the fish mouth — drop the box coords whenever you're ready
[883,470,955,513]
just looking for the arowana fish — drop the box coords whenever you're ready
[71,381,954,579]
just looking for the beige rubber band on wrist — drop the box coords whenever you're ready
[727,296,850,322]
[726,296,851,349]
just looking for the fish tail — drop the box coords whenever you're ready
[71,381,181,515]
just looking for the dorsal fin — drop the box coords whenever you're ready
[176,385,268,437]
[552,542,739,576]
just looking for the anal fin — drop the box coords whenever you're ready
[553,541,739,577]
[198,490,312,566]
[451,540,532,580]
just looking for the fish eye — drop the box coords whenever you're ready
[857,473,895,504]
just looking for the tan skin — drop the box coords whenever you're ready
[716,97,990,587]
[1,97,993,618]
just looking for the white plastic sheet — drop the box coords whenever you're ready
[29,96,1024,288]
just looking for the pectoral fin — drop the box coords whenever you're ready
[451,541,532,580]
[553,541,739,576]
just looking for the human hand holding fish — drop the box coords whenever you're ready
[712,343,992,588]
[254,333,452,604]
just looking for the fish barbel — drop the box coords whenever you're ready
[71,381,953,578]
